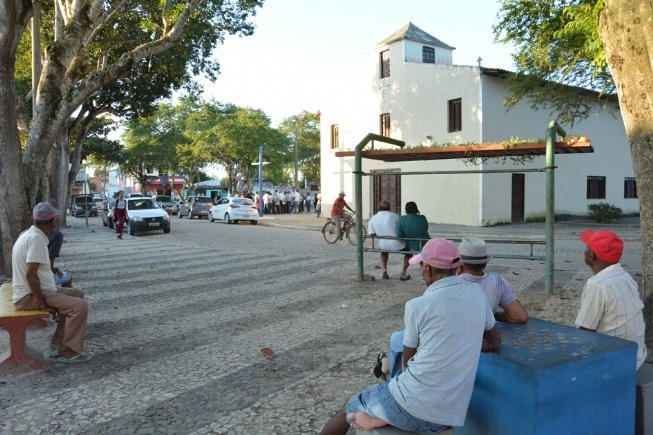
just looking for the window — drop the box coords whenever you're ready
[587,176,606,199]
[380,50,390,78]
[380,113,391,137]
[624,177,637,198]
[330,124,339,149]
[423,46,435,64]
[448,98,462,132]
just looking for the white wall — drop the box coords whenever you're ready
[480,75,637,222]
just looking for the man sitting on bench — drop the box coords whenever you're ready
[383,237,527,379]
[48,230,72,288]
[12,202,91,364]
[320,239,500,434]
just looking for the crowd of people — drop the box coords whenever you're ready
[245,189,321,216]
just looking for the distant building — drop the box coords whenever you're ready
[320,22,637,226]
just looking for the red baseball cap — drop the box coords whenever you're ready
[580,230,623,263]
[408,238,463,269]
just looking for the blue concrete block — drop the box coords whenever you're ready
[456,318,637,435]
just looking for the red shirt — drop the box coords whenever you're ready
[331,197,348,217]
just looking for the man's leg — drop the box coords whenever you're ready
[320,401,350,435]
[334,215,342,239]
[380,252,389,279]
[389,330,405,378]
[43,288,88,358]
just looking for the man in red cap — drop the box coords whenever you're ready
[320,239,500,434]
[11,202,91,363]
[576,229,647,370]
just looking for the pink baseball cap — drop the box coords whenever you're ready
[32,202,59,221]
[580,229,623,263]
[408,238,463,269]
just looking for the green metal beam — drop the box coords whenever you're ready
[363,168,545,176]
[354,134,405,281]
[545,121,566,294]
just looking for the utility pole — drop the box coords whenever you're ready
[293,117,299,189]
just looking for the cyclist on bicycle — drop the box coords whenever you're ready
[331,191,354,240]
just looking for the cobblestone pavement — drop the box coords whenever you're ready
[0,213,645,434]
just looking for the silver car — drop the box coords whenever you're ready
[178,195,213,219]
[152,195,177,215]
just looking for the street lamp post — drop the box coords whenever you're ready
[251,146,269,217]
[293,117,299,189]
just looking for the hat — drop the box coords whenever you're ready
[339,191,346,196]
[581,230,623,263]
[408,238,463,269]
[33,202,59,221]
[458,238,492,264]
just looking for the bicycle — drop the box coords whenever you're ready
[322,211,367,245]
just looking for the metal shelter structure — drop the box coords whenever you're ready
[335,122,594,294]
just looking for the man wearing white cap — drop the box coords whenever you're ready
[11,202,91,363]
[320,239,500,434]
[458,237,528,324]
[331,191,353,240]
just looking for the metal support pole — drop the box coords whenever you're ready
[258,145,264,217]
[545,121,566,294]
[294,118,299,189]
[354,134,405,281]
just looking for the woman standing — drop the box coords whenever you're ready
[396,201,430,280]
[113,191,128,239]
[315,192,322,218]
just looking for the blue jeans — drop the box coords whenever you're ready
[346,382,449,434]
[389,330,405,378]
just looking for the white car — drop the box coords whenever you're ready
[208,197,259,224]
[125,197,171,235]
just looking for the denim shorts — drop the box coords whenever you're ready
[346,382,449,434]
[53,271,71,286]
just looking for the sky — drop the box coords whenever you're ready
[199,0,516,126]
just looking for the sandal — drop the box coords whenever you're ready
[49,349,60,358]
[382,272,389,280]
[372,351,390,381]
[56,352,91,364]
[399,275,411,281]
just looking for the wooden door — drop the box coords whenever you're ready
[511,173,525,223]
[373,173,401,215]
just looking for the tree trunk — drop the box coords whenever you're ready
[599,1,653,326]
[0,0,31,275]
[49,127,70,229]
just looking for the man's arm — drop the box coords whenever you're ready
[481,326,501,352]
[49,253,64,278]
[25,263,56,316]
[495,300,529,324]
[403,345,417,371]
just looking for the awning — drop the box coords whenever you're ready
[334,140,593,162]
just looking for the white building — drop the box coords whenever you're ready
[320,22,638,226]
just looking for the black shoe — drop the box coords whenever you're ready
[117,235,122,239]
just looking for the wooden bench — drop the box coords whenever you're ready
[356,426,453,434]
[0,283,49,370]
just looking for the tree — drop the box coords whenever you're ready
[0,0,263,274]
[494,0,653,325]
[278,111,321,189]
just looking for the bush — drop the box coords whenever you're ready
[587,202,623,223]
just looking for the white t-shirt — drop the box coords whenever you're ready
[575,263,647,369]
[389,276,495,426]
[459,272,517,313]
[12,226,58,303]
[367,211,406,251]
[294,192,300,201]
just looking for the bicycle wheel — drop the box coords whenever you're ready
[347,222,368,246]
[323,221,339,244]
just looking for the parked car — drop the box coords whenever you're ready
[178,196,213,219]
[124,197,171,236]
[152,195,177,215]
[93,197,104,209]
[209,197,259,224]
[102,199,116,229]
[70,195,98,217]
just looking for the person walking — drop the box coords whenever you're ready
[112,191,128,239]
[396,201,430,280]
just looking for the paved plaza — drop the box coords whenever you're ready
[0,213,645,434]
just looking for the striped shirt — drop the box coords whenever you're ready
[575,263,647,369]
